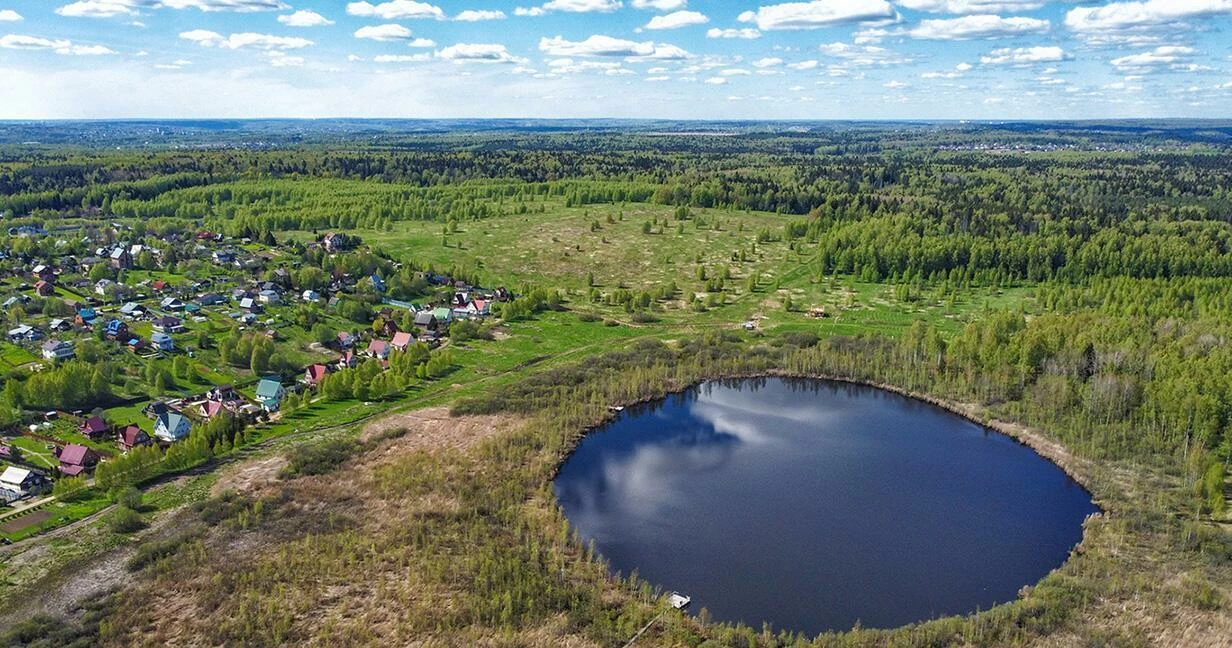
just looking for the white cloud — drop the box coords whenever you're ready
[0,34,117,55]
[354,24,414,41]
[0,9,22,21]
[895,0,1047,12]
[645,10,707,29]
[374,53,431,62]
[883,80,908,88]
[979,45,1067,65]
[539,34,689,59]
[346,0,444,20]
[1109,45,1196,71]
[179,29,313,49]
[645,75,671,81]
[906,14,1050,40]
[1066,0,1232,34]
[752,56,783,67]
[455,9,505,21]
[706,27,761,39]
[787,59,818,69]
[436,42,525,63]
[719,68,751,76]
[737,0,896,31]
[516,0,621,15]
[58,0,287,16]
[704,76,727,84]
[267,50,303,67]
[632,0,685,9]
[278,10,333,26]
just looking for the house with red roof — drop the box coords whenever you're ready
[304,363,329,386]
[118,425,152,452]
[34,280,54,297]
[365,339,391,360]
[390,331,414,352]
[57,444,99,476]
[79,416,109,440]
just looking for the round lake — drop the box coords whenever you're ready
[553,377,1098,636]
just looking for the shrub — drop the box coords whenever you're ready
[281,437,357,478]
[577,312,602,323]
[108,506,145,534]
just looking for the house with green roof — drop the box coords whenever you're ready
[432,306,453,324]
[255,377,286,412]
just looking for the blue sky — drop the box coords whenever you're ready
[1,0,1230,119]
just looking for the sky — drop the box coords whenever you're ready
[0,0,1230,120]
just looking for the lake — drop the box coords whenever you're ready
[553,377,1098,636]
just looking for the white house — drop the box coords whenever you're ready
[151,332,174,352]
[0,466,49,500]
[154,410,192,442]
[302,289,320,302]
[41,339,75,361]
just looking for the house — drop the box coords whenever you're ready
[432,307,454,325]
[304,364,328,386]
[152,315,183,333]
[159,296,184,310]
[47,318,72,332]
[79,416,109,439]
[337,350,358,370]
[257,289,281,305]
[366,339,391,360]
[58,444,99,476]
[207,385,242,403]
[32,264,54,282]
[370,274,386,293]
[94,279,114,296]
[302,289,320,302]
[337,331,357,348]
[151,279,169,292]
[255,377,285,412]
[41,339,75,361]
[104,319,128,340]
[151,332,174,352]
[322,232,356,253]
[200,400,226,419]
[376,317,399,338]
[390,331,414,351]
[413,311,438,331]
[109,247,132,269]
[75,307,99,326]
[34,280,54,296]
[2,296,19,309]
[239,297,262,313]
[119,302,146,318]
[118,424,152,452]
[0,467,49,500]
[154,410,192,442]
[211,250,235,265]
[7,324,41,342]
[197,293,226,306]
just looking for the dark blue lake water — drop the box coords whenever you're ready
[553,377,1098,636]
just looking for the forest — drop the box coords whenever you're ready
[0,123,1229,647]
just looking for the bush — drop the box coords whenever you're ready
[127,533,199,572]
[577,312,602,323]
[630,311,659,324]
[113,486,143,511]
[281,437,357,478]
[603,319,620,327]
[52,476,91,503]
[108,506,145,534]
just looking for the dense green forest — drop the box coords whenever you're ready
[0,125,1229,647]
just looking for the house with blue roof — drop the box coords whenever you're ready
[154,409,191,442]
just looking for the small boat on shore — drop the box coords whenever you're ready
[667,592,691,609]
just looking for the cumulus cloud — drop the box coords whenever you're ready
[278,10,333,26]
[179,29,313,49]
[644,10,708,29]
[373,53,431,62]
[57,0,287,17]
[539,34,689,59]
[0,9,21,21]
[0,34,117,55]
[752,56,783,67]
[354,24,414,41]
[1110,45,1196,71]
[979,45,1067,65]
[437,42,525,63]
[516,0,621,15]
[1066,0,1232,34]
[346,0,444,20]
[455,9,505,21]
[895,0,1047,12]
[906,14,1050,39]
[706,27,761,38]
[632,0,685,9]
[737,0,896,31]
[704,76,727,84]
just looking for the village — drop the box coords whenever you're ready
[0,225,508,528]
